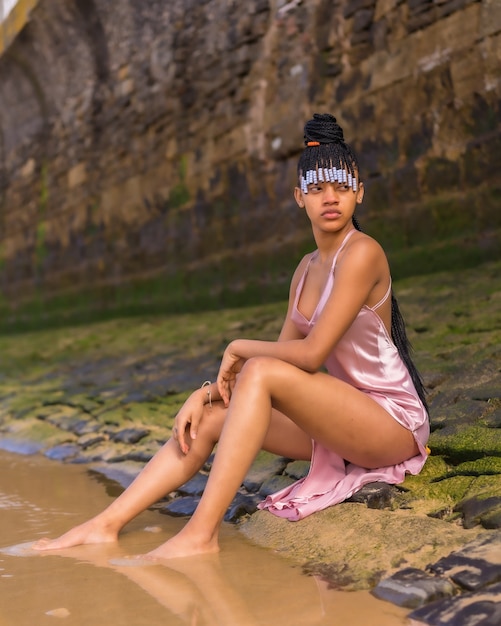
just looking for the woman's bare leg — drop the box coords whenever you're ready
[32,397,312,552]
[32,402,226,551]
[146,356,418,560]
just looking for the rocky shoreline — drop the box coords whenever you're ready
[0,260,500,625]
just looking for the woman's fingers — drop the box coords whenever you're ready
[217,375,231,407]
[172,419,190,455]
[189,411,203,441]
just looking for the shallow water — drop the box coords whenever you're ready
[0,450,409,626]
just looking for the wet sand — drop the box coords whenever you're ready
[0,451,409,626]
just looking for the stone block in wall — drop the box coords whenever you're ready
[343,0,376,20]
[480,32,501,91]
[480,0,501,38]
[361,176,391,215]
[462,131,501,188]
[402,123,434,163]
[415,4,481,68]
[68,163,87,189]
[451,48,487,102]
[408,2,436,33]
[358,136,399,178]
[356,5,468,104]
[374,0,398,22]
[423,157,461,195]
[391,164,421,206]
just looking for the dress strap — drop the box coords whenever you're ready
[331,229,357,271]
[369,279,392,312]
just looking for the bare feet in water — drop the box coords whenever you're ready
[142,529,219,561]
[32,518,118,551]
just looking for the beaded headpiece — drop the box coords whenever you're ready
[298,113,359,194]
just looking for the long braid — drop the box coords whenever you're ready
[299,113,429,414]
[390,293,429,412]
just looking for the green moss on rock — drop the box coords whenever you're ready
[428,425,501,463]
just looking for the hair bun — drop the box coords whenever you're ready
[304,113,345,146]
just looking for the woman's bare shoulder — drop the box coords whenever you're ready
[342,232,388,266]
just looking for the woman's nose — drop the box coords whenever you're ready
[324,184,339,202]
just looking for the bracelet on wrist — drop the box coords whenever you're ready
[201,380,212,409]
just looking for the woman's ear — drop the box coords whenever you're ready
[356,182,365,204]
[294,187,304,208]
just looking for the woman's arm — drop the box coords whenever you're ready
[177,256,312,445]
[217,236,387,402]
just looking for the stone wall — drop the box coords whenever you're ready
[0,0,500,320]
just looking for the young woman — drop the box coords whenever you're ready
[34,113,429,559]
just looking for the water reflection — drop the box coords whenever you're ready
[0,450,408,626]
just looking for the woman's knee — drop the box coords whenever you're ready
[239,356,283,382]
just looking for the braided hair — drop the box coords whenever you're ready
[298,113,428,412]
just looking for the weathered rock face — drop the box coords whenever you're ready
[0,0,499,316]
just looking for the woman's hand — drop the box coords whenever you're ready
[171,389,206,455]
[217,342,245,406]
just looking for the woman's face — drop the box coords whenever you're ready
[294,172,364,232]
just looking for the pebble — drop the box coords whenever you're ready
[45,608,70,618]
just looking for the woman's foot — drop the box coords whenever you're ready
[142,528,219,561]
[32,518,119,551]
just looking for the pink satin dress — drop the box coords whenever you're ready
[259,229,430,521]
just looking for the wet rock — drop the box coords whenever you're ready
[427,534,501,592]
[284,460,310,480]
[259,474,296,497]
[225,493,262,522]
[455,495,501,529]
[69,420,101,436]
[177,473,208,496]
[427,424,501,464]
[44,444,80,461]
[347,482,399,509]
[480,505,501,529]
[106,449,156,464]
[77,433,106,450]
[451,456,501,477]
[372,567,457,609]
[0,438,44,455]
[409,581,501,626]
[160,496,201,517]
[242,451,289,492]
[44,411,86,432]
[469,386,501,401]
[121,391,153,403]
[482,408,501,428]
[111,428,150,444]
[88,461,144,490]
[429,400,487,434]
